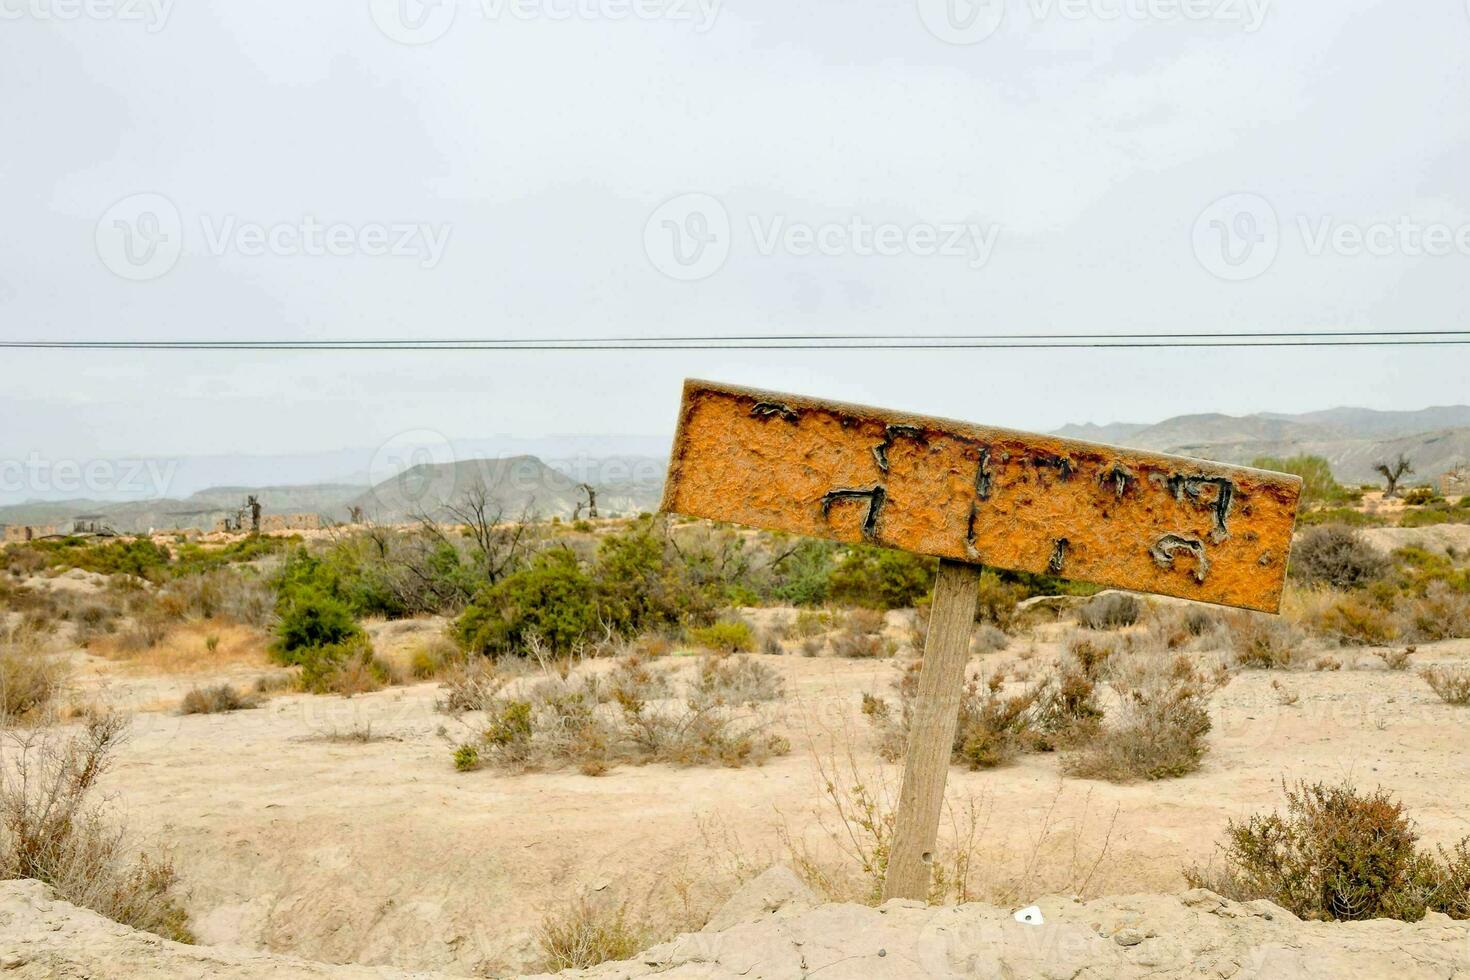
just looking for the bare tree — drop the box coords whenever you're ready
[579,483,598,520]
[425,479,535,587]
[1375,454,1414,499]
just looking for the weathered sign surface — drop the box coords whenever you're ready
[661,380,1302,612]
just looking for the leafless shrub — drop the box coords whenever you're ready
[1290,525,1388,590]
[1314,655,1342,672]
[971,624,1010,654]
[830,632,885,659]
[179,684,260,715]
[160,570,274,627]
[1227,612,1304,669]
[448,654,788,774]
[843,608,886,636]
[0,713,192,942]
[1077,592,1142,630]
[0,624,69,722]
[1062,655,1227,782]
[1146,604,1224,650]
[1395,583,1470,643]
[1421,665,1470,706]
[1377,647,1414,671]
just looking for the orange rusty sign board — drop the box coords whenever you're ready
[660,380,1303,613]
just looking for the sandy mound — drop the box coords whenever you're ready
[3,872,1467,980]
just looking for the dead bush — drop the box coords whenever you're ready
[179,684,260,715]
[1077,592,1141,630]
[537,897,647,971]
[447,655,788,774]
[1185,781,1470,921]
[1290,526,1388,590]
[1395,582,1470,642]
[0,713,193,942]
[830,632,886,659]
[1227,612,1303,669]
[971,624,1009,654]
[1421,665,1470,706]
[694,654,784,706]
[1146,604,1223,650]
[160,570,273,627]
[1377,647,1413,671]
[1311,593,1399,646]
[867,662,1050,770]
[843,608,886,635]
[1062,655,1226,782]
[0,624,69,722]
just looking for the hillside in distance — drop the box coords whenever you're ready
[1053,405,1470,484]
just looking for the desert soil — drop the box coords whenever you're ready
[24,596,1468,977]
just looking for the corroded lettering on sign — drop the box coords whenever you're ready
[660,380,1303,612]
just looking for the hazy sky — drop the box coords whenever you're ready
[3,0,1469,479]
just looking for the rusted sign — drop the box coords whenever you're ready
[661,380,1302,612]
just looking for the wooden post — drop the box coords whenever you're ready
[881,558,982,902]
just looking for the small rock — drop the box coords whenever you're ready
[1114,928,1145,947]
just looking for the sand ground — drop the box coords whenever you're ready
[34,610,1469,977]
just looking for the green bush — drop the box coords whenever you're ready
[770,539,837,606]
[595,527,710,636]
[828,545,935,610]
[687,621,755,654]
[272,588,362,662]
[455,549,597,656]
[1251,455,1350,507]
[1187,782,1470,921]
[296,635,390,695]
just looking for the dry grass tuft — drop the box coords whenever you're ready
[0,712,193,942]
[537,897,647,972]
[179,684,260,715]
[1421,665,1470,706]
[0,623,70,722]
[90,620,271,675]
[1226,612,1303,669]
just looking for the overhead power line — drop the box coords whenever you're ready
[1,330,1467,351]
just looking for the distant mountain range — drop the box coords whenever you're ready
[4,405,1467,535]
[1052,405,1470,485]
[0,456,664,534]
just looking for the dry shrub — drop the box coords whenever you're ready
[1227,612,1303,669]
[160,570,273,627]
[830,632,886,659]
[179,684,260,715]
[793,609,833,638]
[1186,781,1470,921]
[1310,592,1399,646]
[537,898,647,971]
[1062,655,1226,782]
[867,635,1118,771]
[1314,655,1342,672]
[971,624,1010,654]
[304,640,395,697]
[694,654,784,706]
[843,608,886,636]
[1377,647,1413,671]
[1421,665,1470,706]
[0,713,193,942]
[409,634,461,680]
[799,638,823,657]
[1290,525,1389,590]
[975,571,1025,630]
[0,624,69,722]
[1396,582,1470,642]
[91,621,270,675]
[1077,592,1141,631]
[446,654,788,774]
[1146,603,1223,650]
